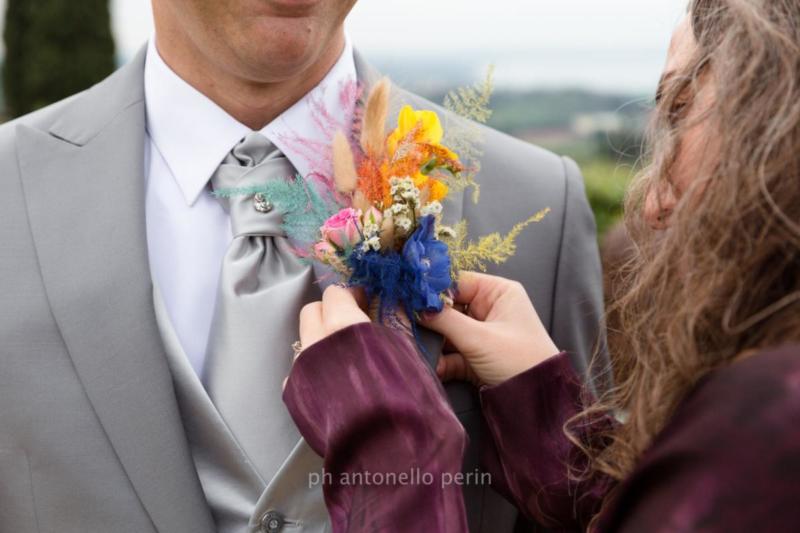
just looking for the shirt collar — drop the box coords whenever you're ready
[144,35,356,206]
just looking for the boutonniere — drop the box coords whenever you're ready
[218,74,549,341]
[313,75,549,334]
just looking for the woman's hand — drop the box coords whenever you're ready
[298,285,370,354]
[420,272,559,387]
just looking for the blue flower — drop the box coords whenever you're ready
[346,215,452,322]
[402,215,452,313]
[347,249,406,319]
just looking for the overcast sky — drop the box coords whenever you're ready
[109,1,686,54]
[1,1,688,92]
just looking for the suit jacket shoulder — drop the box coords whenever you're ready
[0,46,146,161]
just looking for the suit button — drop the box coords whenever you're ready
[260,510,285,533]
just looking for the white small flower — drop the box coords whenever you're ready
[363,222,380,237]
[420,201,443,217]
[361,236,382,252]
[436,225,457,240]
[395,216,413,233]
[401,188,420,201]
[390,203,408,216]
[393,177,413,191]
[390,177,413,196]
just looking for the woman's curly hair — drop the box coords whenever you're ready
[571,0,800,524]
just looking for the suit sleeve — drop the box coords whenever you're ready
[549,157,607,393]
[283,323,470,533]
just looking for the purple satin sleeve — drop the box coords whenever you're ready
[596,345,800,532]
[480,346,800,532]
[282,323,470,533]
[479,352,610,530]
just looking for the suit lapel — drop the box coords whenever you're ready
[15,48,215,533]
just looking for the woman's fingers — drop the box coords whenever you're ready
[452,271,518,321]
[321,285,370,333]
[451,271,485,306]
[436,353,481,386]
[297,287,370,364]
[323,284,369,311]
[420,305,482,354]
[299,301,323,348]
[321,284,356,309]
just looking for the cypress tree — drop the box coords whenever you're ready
[3,0,116,118]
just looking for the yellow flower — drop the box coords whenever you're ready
[429,179,449,202]
[412,173,429,189]
[413,173,449,202]
[387,105,457,160]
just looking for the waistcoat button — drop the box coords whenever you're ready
[260,510,285,533]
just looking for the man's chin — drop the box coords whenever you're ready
[235,19,341,81]
[234,44,323,83]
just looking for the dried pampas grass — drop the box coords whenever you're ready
[360,77,391,158]
[332,130,358,194]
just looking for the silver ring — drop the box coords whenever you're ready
[291,340,303,358]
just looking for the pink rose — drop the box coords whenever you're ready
[320,208,363,249]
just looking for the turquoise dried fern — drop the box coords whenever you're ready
[214,176,343,244]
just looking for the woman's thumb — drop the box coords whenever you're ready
[420,305,481,353]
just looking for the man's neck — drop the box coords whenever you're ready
[153,32,346,130]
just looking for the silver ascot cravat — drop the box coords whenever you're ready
[205,132,320,484]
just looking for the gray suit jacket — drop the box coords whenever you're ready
[0,47,603,533]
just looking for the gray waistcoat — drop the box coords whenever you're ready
[152,285,331,533]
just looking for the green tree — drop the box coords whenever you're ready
[3,0,115,118]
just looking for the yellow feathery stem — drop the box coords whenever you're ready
[443,65,495,123]
[360,77,391,158]
[441,66,496,203]
[449,208,550,274]
[332,130,358,194]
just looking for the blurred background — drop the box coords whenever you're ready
[0,0,686,239]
